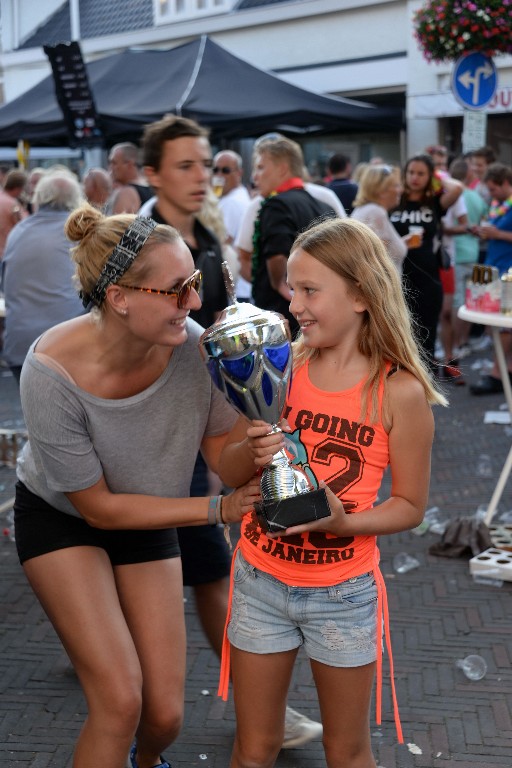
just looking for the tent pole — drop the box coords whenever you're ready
[175,35,207,116]
[70,0,81,41]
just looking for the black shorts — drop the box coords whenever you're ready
[178,524,232,586]
[14,481,180,566]
[179,451,232,586]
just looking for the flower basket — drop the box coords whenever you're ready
[413,0,512,63]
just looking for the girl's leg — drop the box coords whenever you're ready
[230,647,298,768]
[311,660,377,768]
[114,557,186,768]
[23,547,145,768]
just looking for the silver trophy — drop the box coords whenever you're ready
[199,263,330,532]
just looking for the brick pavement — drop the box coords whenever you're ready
[1,348,512,768]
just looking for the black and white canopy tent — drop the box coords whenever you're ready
[0,36,403,146]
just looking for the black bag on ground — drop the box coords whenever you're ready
[429,518,492,558]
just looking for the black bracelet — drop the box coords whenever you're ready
[219,496,225,524]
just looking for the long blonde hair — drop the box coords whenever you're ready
[353,164,400,207]
[291,218,447,421]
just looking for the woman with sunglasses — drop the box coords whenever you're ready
[13,204,260,768]
[351,164,415,275]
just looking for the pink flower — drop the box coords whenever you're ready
[414,0,512,62]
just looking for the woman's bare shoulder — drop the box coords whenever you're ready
[35,316,92,360]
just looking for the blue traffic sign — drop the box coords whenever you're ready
[452,52,498,110]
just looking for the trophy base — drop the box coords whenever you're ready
[255,488,331,534]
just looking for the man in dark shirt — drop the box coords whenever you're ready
[327,152,358,214]
[140,113,230,677]
[252,135,336,336]
[108,142,154,213]
[140,118,323,749]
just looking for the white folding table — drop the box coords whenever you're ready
[458,305,512,525]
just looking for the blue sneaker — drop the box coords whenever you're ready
[128,742,171,768]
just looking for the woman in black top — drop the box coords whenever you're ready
[390,154,462,372]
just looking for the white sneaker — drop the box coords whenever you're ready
[469,335,492,352]
[454,343,472,360]
[282,706,323,748]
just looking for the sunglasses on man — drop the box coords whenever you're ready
[213,166,235,175]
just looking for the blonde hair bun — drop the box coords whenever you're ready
[65,203,104,244]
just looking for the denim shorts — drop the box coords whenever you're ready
[227,550,379,667]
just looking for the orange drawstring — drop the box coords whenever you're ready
[373,549,403,743]
[218,541,240,700]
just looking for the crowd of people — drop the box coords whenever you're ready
[344,145,512,391]
[0,127,510,768]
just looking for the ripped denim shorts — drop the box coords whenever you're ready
[227,549,379,667]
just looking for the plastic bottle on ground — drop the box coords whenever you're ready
[392,552,420,574]
[455,654,488,681]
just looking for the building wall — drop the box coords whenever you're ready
[1,0,407,85]
[1,0,63,51]
[0,0,510,162]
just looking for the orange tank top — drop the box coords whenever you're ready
[239,360,389,585]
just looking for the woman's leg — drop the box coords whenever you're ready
[439,290,455,363]
[115,557,186,768]
[23,546,145,768]
[230,646,298,768]
[311,660,377,768]
[403,270,443,372]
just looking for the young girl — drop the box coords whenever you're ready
[222,217,447,768]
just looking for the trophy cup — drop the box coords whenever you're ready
[199,263,330,533]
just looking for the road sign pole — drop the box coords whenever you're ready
[462,109,488,154]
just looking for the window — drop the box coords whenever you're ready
[155,0,234,23]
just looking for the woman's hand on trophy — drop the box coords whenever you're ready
[246,419,290,467]
[222,476,262,523]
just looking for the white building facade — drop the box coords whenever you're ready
[0,0,510,167]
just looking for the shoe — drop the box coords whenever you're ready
[439,362,466,386]
[282,706,323,749]
[128,743,171,768]
[454,343,472,361]
[470,375,504,395]
[434,342,444,361]
[469,335,492,352]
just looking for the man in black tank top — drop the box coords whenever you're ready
[107,142,153,213]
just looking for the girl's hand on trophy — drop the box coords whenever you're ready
[269,482,353,538]
[223,477,261,522]
[247,420,286,466]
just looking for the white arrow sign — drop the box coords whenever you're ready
[458,61,494,105]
